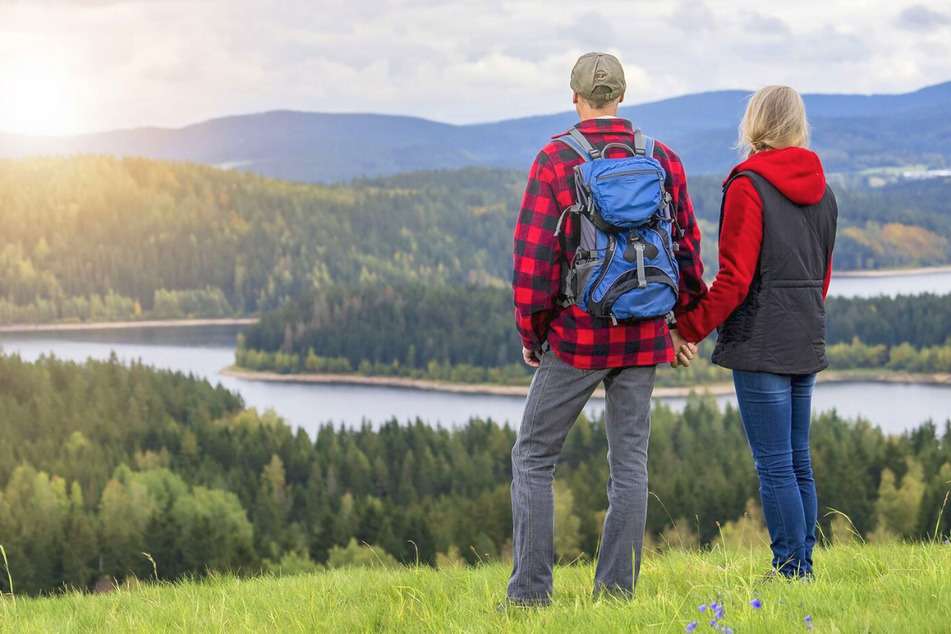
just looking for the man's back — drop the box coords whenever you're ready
[512,117,707,369]
[506,53,705,608]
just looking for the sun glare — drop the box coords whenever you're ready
[0,58,81,136]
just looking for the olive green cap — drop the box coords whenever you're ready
[570,52,626,102]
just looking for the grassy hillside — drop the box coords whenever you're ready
[4,543,949,632]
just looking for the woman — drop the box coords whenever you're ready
[673,86,837,578]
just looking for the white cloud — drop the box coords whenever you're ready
[0,0,949,134]
[744,11,791,36]
[671,0,718,32]
[897,4,951,32]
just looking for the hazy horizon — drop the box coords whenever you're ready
[5,76,951,139]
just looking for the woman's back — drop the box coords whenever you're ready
[673,84,837,580]
[712,148,838,373]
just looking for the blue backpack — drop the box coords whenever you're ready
[554,127,680,324]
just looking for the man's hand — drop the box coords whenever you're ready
[669,329,698,369]
[522,347,541,368]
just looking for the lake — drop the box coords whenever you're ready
[2,269,949,436]
[1,321,948,438]
[826,267,951,298]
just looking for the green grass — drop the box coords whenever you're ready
[3,543,950,633]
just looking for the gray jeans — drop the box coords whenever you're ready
[507,350,655,605]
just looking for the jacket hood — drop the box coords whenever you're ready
[727,147,827,206]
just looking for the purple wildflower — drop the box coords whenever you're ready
[944,538,950,545]
[804,616,812,623]
[698,604,708,613]
[714,605,724,619]
[750,598,763,610]
[723,629,734,634]
[685,622,698,632]
[709,619,717,627]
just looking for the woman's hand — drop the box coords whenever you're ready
[670,329,698,369]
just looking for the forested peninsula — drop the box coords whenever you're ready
[235,292,951,389]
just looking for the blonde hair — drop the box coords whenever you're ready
[738,86,810,158]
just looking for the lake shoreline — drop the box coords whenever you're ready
[832,265,951,278]
[220,366,951,399]
[0,318,259,334]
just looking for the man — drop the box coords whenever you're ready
[508,52,706,606]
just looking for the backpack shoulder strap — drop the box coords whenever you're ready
[567,127,600,159]
[554,136,589,162]
[634,129,654,157]
[554,127,601,161]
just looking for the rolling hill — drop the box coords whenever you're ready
[1,155,949,325]
[2,81,950,182]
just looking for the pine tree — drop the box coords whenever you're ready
[397,451,418,505]
[874,460,926,538]
[253,455,292,557]
[61,481,98,588]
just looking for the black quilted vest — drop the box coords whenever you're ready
[711,171,838,374]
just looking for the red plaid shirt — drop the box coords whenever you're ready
[512,118,707,369]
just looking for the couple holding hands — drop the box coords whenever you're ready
[509,52,836,606]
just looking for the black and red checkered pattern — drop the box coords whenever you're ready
[512,118,707,369]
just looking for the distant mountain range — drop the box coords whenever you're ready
[2,81,950,182]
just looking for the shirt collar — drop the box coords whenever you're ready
[552,117,634,139]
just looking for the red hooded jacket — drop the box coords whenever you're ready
[676,147,833,343]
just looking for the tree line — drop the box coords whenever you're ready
[1,353,948,595]
[1,157,949,325]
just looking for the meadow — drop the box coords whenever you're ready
[2,542,949,633]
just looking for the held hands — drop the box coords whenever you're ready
[669,329,699,369]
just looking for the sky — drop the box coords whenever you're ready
[0,0,949,136]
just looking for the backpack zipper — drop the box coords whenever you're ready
[595,169,662,181]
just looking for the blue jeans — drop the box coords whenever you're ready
[733,370,818,577]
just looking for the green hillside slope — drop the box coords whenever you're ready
[0,157,520,324]
[4,544,949,633]
[2,353,949,597]
[2,156,949,325]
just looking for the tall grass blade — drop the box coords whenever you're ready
[0,543,14,607]
[933,490,949,542]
